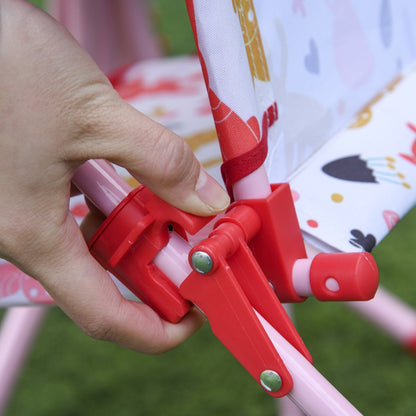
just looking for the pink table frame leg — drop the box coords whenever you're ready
[347,286,416,354]
[276,305,306,416]
[0,306,48,415]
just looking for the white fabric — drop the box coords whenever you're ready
[290,67,416,252]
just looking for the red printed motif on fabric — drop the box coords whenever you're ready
[209,87,278,195]
[383,210,400,231]
[209,89,263,160]
[109,64,202,101]
[399,123,416,165]
[0,262,52,303]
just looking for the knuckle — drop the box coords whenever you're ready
[79,297,124,344]
[0,216,42,261]
[143,344,166,356]
[137,334,172,356]
[149,133,196,186]
[60,83,119,160]
[82,316,117,343]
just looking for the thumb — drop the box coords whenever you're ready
[82,98,230,217]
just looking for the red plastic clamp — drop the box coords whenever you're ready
[88,185,212,323]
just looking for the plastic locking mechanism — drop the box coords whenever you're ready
[88,185,212,323]
[88,182,379,397]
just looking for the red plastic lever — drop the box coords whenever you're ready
[179,206,312,397]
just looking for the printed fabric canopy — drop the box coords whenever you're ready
[187,0,416,253]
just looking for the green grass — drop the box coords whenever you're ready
[6,2,416,415]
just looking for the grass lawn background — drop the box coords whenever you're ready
[4,1,416,415]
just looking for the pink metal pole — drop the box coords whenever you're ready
[277,306,306,416]
[232,166,271,200]
[257,312,362,416]
[277,396,306,416]
[0,306,48,415]
[347,287,416,351]
[72,159,131,217]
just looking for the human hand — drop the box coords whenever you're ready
[0,0,229,353]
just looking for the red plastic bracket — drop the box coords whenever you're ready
[88,185,212,323]
[232,184,378,303]
[233,183,308,302]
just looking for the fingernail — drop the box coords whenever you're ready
[195,169,230,212]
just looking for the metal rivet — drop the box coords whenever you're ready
[190,251,213,274]
[260,370,282,392]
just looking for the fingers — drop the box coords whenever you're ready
[120,114,229,216]
[32,216,205,354]
[66,97,229,217]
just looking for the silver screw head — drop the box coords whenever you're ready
[260,370,282,392]
[190,251,213,274]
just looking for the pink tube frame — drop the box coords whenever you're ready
[0,307,48,414]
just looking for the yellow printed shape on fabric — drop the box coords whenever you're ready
[232,0,270,83]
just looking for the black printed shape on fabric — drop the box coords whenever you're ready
[322,155,377,183]
[349,229,377,252]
